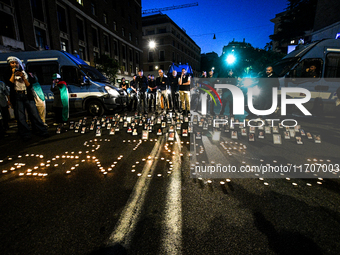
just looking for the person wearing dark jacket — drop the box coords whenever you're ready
[207,70,217,115]
[129,75,138,111]
[120,77,129,92]
[135,70,148,114]
[259,66,280,111]
[147,75,157,112]
[6,56,48,140]
[169,70,179,111]
[219,70,238,115]
[51,73,69,124]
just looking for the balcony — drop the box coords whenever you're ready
[0,36,24,51]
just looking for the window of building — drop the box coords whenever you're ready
[158,27,166,34]
[91,2,96,16]
[57,5,67,33]
[104,13,108,24]
[148,51,154,62]
[146,30,155,35]
[103,34,109,53]
[76,18,85,41]
[31,0,44,21]
[94,51,99,61]
[122,45,126,60]
[135,37,139,45]
[79,46,86,60]
[129,48,133,62]
[35,27,47,49]
[76,0,83,5]
[60,38,68,51]
[128,15,132,24]
[122,27,125,37]
[92,27,98,47]
[113,21,117,31]
[325,53,340,79]
[135,21,138,30]
[159,50,165,61]
[135,52,139,64]
[0,12,16,39]
[128,33,132,41]
[114,40,118,56]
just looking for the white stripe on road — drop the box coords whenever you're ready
[162,132,182,254]
[107,136,164,248]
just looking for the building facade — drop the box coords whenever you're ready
[0,0,143,81]
[311,0,340,41]
[142,14,201,77]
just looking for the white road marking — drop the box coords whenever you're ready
[162,132,182,254]
[107,136,164,248]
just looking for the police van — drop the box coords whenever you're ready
[0,50,127,115]
[273,39,340,116]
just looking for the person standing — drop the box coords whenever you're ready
[51,73,69,124]
[156,69,169,114]
[129,75,137,111]
[6,56,48,140]
[135,70,148,114]
[178,68,191,115]
[219,70,238,116]
[259,66,279,111]
[147,75,157,112]
[169,70,179,111]
[207,69,216,115]
[28,72,46,125]
[0,80,10,131]
[120,77,128,92]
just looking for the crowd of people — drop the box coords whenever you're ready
[0,54,284,141]
[0,56,69,140]
[120,68,191,115]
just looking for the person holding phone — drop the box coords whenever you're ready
[6,56,48,140]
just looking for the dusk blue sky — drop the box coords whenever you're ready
[142,0,289,55]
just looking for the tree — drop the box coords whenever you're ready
[95,54,120,84]
[270,0,318,44]
[252,50,286,75]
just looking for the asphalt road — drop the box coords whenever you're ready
[0,111,339,255]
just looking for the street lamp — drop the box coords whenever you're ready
[149,40,156,49]
[226,54,236,65]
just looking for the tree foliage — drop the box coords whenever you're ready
[95,54,120,84]
[270,0,318,43]
[218,46,285,78]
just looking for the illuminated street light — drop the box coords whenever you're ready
[149,40,156,49]
[226,54,236,65]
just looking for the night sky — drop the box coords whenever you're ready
[142,0,289,55]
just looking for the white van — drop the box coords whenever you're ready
[0,50,128,115]
[273,39,340,116]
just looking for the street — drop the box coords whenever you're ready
[0,111,339,255]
